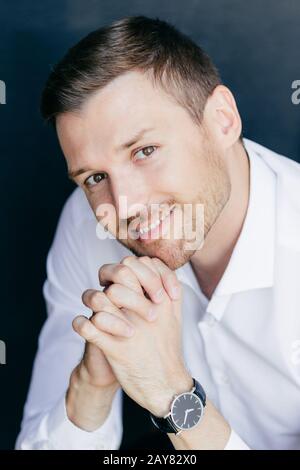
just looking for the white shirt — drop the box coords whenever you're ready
[15,138,300,450]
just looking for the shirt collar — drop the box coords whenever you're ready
[176,138,277,320]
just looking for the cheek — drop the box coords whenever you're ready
[149,152,189,196]
[86,186,113,210]
[84,190,117,229]
[162,163,201,202]
[95,205,119,236]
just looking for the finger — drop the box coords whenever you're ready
[72,315,113,351]
[91,311,135,338]
[121,256,165,304]
[105,282,157,322]
[98,263,144,295]
[139,255,181,301]
[82,340,114,374]
[82,289,118,313]
[138,256,159,274]
[138,255,170,300]
[82,288,133,327]
[152,257,181,300]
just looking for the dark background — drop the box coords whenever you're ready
[0,0,299,450]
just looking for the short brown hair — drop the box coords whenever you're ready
[41,16,222,128]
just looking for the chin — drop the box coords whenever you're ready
[123,238,196,271]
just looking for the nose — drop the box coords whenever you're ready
[109,172,149,221]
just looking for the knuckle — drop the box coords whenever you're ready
[82,289,107,311]
[95,291,108,307]
[121,255,135,266]
[94,312,124,335]
[99,263,110,271]
[95,312,111,329]
[105,283,118,300]
[140,256,151,263]
[149,271,161,287]
[152,257,162,266]
[140,256,157,274]
[116,264,131,279]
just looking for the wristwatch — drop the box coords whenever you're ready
[150,377,206,435]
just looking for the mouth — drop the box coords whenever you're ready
[135,205,176,243]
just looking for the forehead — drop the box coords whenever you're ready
[56,71,198,175]
[80,70,177,123]
[57,72,187,145]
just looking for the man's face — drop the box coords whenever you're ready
[56,71,231,270]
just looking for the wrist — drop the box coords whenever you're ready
[71,364,119,395]
[169,400,231,450]
[75,361,119,391]
[66,366,119,432]
[149,370,193,417]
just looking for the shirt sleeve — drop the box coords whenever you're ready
[46,391,122,450]
[224,429,250,450]
[15,189,123,450]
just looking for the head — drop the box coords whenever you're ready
[41,16,243,270]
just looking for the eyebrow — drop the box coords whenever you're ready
[68,167,92,181]
[115,127,155,151]
[68,127,155,181]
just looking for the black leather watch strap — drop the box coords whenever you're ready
[194,377,206,407]
[150,413,179,434]
[149,378,206,434]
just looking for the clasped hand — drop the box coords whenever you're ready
[73,255,192,417]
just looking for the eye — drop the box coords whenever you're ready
[85,173,107,187]
[134,145,157,161]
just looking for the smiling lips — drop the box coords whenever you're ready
[135,205,175,241]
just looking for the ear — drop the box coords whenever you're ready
[202,85,242,149]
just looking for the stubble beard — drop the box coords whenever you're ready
[115,146,231,271]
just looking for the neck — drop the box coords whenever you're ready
[190,141,250,300]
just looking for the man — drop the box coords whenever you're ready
[16,16,300,450]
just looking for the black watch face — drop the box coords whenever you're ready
[171,393,203,430]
